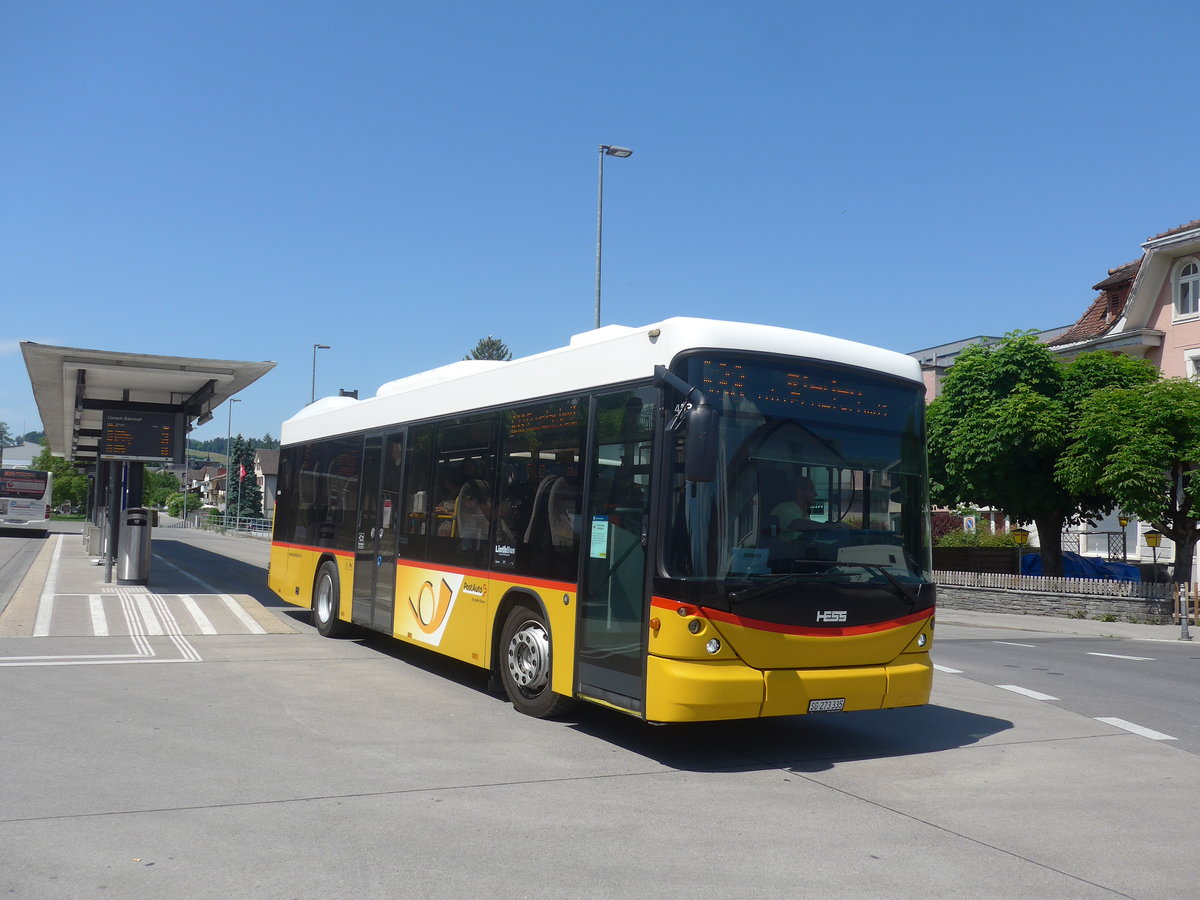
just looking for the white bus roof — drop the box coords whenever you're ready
[281,318,921,446]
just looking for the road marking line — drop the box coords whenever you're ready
[996,684,1059,701]
[0,658,199,668]
[118,591,154,658]
[89,594,108,637]
[1087,652,1155,661]
[132,593,164,636]
[178,594,218,635]
[148,592,202,662]
[1095,717,1176,741]
[0,653,147,662]
[993,641,1036,648]
[933,664,963,673]
[32,534,63,636]
[219,594,267,635]
[152,553,267,635]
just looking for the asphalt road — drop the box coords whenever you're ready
[933,624,1200,754]
[3,525,1200,898]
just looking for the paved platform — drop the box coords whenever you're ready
[0,531,294,638]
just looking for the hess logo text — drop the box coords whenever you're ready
[815,610,848,623]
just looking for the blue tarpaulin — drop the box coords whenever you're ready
[1020,551,1141,582]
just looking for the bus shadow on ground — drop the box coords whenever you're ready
[348,627,1011,774]
[565,703,1013,774]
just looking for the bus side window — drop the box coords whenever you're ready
[324,437,363,553]
[496,399,586,581]
[426,414,498,569]
[398,424,435,563]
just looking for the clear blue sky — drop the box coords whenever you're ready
[3,0,1196,446]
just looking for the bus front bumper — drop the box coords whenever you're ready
[644,653,933,723]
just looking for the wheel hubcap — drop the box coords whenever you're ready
[316,576,332,621]
[507,621,550,694]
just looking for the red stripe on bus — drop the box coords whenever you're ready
[269,542,578,592]
[270,541,355,559]
[650,596,933,637]
[393,559,577,592]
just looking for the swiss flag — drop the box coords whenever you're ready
[239,464,246,482]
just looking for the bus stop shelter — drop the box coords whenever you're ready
[21,342,274,583]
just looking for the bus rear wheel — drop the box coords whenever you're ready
[499,604,574,719]
[313,561,352,638]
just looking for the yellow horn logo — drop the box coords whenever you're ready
[409,579,454,634]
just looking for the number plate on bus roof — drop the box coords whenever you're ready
[808,698,845,713]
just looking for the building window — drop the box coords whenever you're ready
[1177,258,1200,318]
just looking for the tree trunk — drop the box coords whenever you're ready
[1034,513,1066,577]
[1171,527,1199,587]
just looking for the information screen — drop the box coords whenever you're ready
[100,411,183,463]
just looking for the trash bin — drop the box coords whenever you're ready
[117,507,151,585]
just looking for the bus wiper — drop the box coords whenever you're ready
[728,563,925,607]
[728,565,831,604]
[836,562,921,608]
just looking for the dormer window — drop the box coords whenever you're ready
[1178,258,1200,318]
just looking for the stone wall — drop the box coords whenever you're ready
[936,584,1173,624]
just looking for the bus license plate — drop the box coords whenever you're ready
[808,698,845,713]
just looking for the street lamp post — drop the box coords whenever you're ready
[1011,527,1029,575]
[225,398,241,528]
[595,144,633,330]
[311,344,331,404]
[1145,528,1193,641]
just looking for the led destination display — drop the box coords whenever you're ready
[100,410,184,463]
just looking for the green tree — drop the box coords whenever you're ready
[226,434,263,518]
[30,441,88,510]
[0,422,16,449]
[165,492,187,518]
[464,335,512,361]
[142,468,180,508]
[1059,378,1200,583]
[927,334,1156,576]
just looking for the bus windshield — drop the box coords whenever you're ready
[663,355,932,590]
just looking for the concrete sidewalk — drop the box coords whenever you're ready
[0,526,292,636]
[936,606,1194,640]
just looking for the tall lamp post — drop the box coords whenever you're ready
[225,398,241,528]
[311,344,331,404]
[595,144,633,329]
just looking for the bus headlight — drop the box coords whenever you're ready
[688,619,703,634]
[706,639,722,654]
[917,633,928,648]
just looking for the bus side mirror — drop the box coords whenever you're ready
[685,399,717,483]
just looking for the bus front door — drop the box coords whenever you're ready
[352,431,404,633]
[577,387,655,713]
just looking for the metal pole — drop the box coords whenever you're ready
[1182,580,1193,641]
[224,399,239,527]
[311,344,330,404]
[594,146,605,330]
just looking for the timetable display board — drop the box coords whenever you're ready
[100,411,184,463]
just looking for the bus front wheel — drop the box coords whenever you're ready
[313,561,352,638]
[499,604,574,719]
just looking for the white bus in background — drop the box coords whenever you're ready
[0,468,53,535]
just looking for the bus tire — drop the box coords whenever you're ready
[499,603,575,718]
[313,560,352,638]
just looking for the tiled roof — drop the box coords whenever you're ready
[1091,259,1141,290]
[1146,219,1200,242]
[1048,260,1140,348]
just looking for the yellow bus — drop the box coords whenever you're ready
[268,318,934,722]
